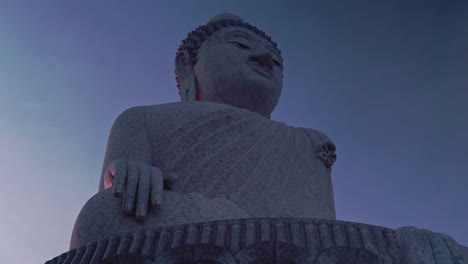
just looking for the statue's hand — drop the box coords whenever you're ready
[103,159,177,221]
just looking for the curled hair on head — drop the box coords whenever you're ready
[175,18,283,95]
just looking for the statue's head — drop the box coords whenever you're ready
[175,13,283,118]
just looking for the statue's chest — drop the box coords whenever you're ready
[150,115,320,195]
[143,103,335,219]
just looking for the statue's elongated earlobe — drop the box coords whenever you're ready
[175,50,198,101]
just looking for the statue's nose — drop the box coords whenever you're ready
[248,52,274,69]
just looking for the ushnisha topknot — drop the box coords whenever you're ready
[175,13,282,94]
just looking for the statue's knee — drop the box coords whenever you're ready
[70,189,120,249]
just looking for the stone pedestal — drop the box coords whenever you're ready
[46,218,467,264]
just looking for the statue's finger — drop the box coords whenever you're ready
[113,160,127,198]
[123,162,138,215]
[163,173,178,190]
[150,167,163,208]
[136,168,150,221]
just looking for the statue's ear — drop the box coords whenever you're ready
[175,50,198,101]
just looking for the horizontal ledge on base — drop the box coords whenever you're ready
[46,217,466,264]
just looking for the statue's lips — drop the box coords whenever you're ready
[248,63,272,78]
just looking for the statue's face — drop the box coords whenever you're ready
[194,26,283,118]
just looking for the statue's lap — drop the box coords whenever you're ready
[70,188,251,249]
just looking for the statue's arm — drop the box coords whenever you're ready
[97,106,176,220]
[98,106,153,191]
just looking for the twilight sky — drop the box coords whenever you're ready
[0,0,467,262]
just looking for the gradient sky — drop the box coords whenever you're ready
[0,1,467,262]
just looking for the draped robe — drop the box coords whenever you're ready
[71,101,337,248]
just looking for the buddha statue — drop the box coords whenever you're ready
[70,12,337,249]
[56,13,466,264]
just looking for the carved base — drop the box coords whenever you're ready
[47,217,466,264]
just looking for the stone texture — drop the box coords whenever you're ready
[50,218,467,263]
[395,227,466,264]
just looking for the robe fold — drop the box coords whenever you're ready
[147,101,336,219]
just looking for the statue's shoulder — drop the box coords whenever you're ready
[295,127,333,146]
[112,105,147,126]
[299,127,337,168]
[115,101,256,129]
[128,102,248,133]
[143,101,254,121]
[116,102,201,122]
[114,104,182,130]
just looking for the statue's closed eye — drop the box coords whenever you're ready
[229,41,282,68]
[273,59,281,67]
[228,41,250,49]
